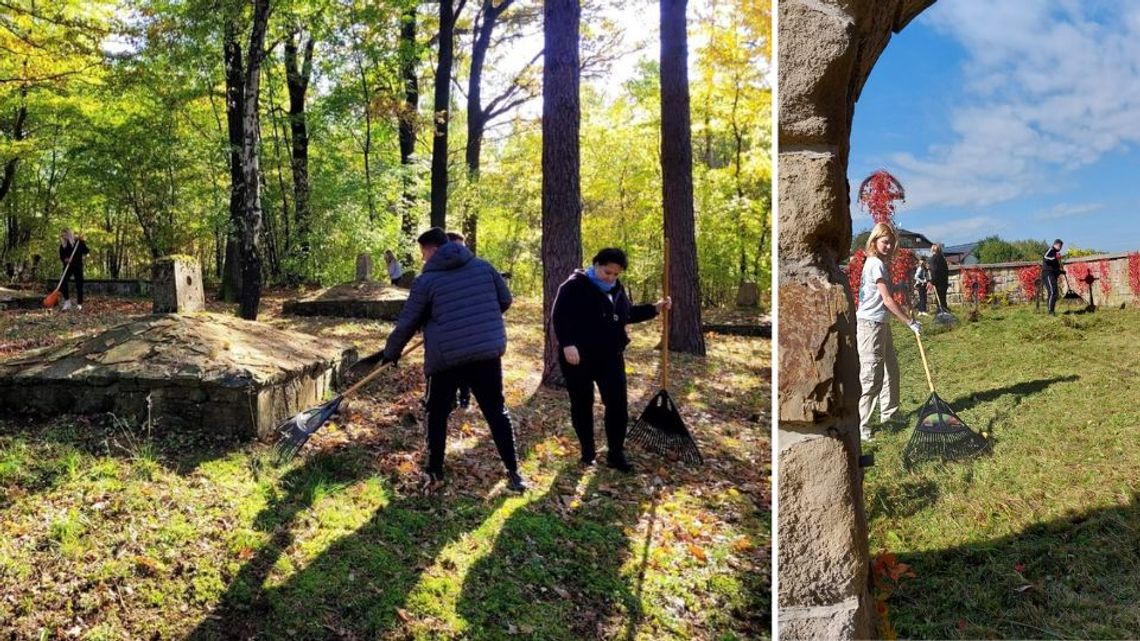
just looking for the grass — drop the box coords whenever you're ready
[0,293,769,640]
[865,305,1140,639]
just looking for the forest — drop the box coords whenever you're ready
[0,0,769,324]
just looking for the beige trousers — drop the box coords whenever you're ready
[857,318,899,437]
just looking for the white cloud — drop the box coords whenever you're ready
[1034,202,1104,221]
[886,1,1140,210]
[916,216,1007,246]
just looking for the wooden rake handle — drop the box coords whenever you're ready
[52,241,82,292]
[661,238,670,389]
[341,339,423,399]
[913,330,935,395]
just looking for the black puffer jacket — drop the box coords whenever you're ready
[551,270,657,361]
[383,242,511,375]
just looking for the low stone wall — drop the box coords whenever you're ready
[945,253,1137,307]
[38,279,151,297]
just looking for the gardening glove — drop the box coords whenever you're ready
[563,345,581,366]
[908,321,922,336]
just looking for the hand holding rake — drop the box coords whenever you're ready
[274,339,423,462]
[43,240,81,309]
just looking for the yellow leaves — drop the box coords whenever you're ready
[687,544,708,565]
[732,536,753,553]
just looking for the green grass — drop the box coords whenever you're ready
[866,306,1140,639]
[0,294,768,640]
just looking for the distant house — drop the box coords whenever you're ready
[896,228,935,257]
[942,242,980,266]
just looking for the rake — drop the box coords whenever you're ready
[627,240,703,465]
[274,339,423,462]
[43,241,81,309]
[902,330,990,469]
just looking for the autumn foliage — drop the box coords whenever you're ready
[1095,260,1112,296]
[960,268,991,303]
[872,550,916,641]
[1130,253,1140,296]
[849,170,912,307]
[1017,265,1040,301]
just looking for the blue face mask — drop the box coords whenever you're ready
[585,265,617,293]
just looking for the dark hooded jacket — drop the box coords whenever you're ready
[383,242,511,375]
[551,269,658,362]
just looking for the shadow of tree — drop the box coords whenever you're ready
[944,375,1079,416]
[889,494,1140,639]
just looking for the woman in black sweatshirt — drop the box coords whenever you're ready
[58,228,90,311]
[551,248,671,472]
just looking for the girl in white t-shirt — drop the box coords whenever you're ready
[855,223,921,442]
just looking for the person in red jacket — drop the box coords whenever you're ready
[551,248,671,472]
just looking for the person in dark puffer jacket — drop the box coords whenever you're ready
[381,227,525,492]
[552,248,671,472]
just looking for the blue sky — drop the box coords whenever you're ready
[850,1,1140,252]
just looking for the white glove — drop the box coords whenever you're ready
[908,321,922,335]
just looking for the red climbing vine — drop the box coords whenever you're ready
[960,268,991,303]
[1017,265,1041,301]
[1130,253,1140,296]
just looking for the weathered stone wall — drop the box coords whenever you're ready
[944,253,1138,307]
[778,1,936,638]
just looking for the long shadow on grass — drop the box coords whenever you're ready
[456,464,642,640]
[889,494,1140,639]
[943,375,1079,416]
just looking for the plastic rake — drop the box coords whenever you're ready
[627,240,703,466]
[902,331,991,469]
[273,339,423,462]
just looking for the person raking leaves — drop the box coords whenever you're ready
[551,247,671,472]
[58,228,90,311]
[376,227,525,493]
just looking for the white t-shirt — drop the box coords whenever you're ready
[387,259,403,281]
[856,255,891,323]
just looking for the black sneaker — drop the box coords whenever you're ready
[506,470,527,493]
[579,456,597,468]
[605,452,634,473]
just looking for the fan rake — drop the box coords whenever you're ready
[627,240,703,465]
[274,340,423,462]
[902,331,990,469]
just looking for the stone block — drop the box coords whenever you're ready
[355,253,373,281]
[778,276,857,423]
[779,437,868,607]
[152,256,204,314]
[778,151,850,265]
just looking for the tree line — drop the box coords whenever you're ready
[1,0,770,368]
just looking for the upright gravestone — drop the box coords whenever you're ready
[152,255,205,314]
[736,282,761,308]
[355,253,373,281]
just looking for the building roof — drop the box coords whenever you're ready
[895,227,934,249]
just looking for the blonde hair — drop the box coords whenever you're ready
[864,223,897,258]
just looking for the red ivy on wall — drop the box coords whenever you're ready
[848,248,866,302]
[1017,265,1041,301]
[1129,253,1140,296]
[1095,260,1112,296]
[960,268,991,302]
[1068,262,1091,295]
[846,247,915,308]
[858,170,906,224]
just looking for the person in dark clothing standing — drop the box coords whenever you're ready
[58,228,90,311]
[1043,238,1065,315]
[928,243,949,314]
[551,248,671,472]
[380,227,525,492]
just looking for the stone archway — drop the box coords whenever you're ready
[777,1,936,639]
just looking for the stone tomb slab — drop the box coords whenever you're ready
[282,280,408,319]
[0,286,42,310]
[0,313,356,439]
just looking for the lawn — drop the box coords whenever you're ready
[0,293,769,640]
[865,306,1140,639]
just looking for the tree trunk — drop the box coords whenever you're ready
[285,31,314,255]
[222,19,246,303]
[2,92,27,254]
[540,0,582,387]
[239,0,271,320]
[660,0,705,355]
[430,0,457,229]
[398,6,419,250]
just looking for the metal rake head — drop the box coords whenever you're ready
[628,389,703,465]
[903,392,991,469]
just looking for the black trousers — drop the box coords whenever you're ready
[915,284,927,312]
[934,283,949,312]
[424,358,518,475]
[1044,271,1059,313]
[61,266,84,304]
[561,353,628,461]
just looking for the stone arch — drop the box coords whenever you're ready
[777,1,936,639]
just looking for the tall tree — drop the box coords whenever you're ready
[398,4,420,246]
[540,0,582,386]
[660,0,705,354]
[464,0,541,254]
[221,0,272,319]
[284,29,315,263]
[430,0,465,229]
